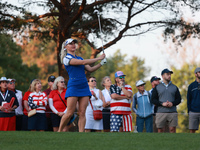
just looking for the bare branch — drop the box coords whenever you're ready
[131,0,162,18]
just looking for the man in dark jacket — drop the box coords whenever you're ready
[151,68,181,133]
[187,67,200,133]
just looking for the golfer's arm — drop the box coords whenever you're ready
[85,64,101,72]
[69,58,100,65]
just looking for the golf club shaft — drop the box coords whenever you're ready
[96,13,105,54]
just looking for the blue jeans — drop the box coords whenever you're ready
[136,115,153,132]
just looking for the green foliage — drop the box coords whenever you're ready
[92,50,150,93]
[0,34,39,92]
[171,64,197,133]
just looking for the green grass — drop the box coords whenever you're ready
[0,132,199,150]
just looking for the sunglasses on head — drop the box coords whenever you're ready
[90,80,96,82]
[8,82,15,84]
[119,76,125,79]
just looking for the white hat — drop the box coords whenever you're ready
[64,38,78,47]
[0,77,9,82]
[7,78,16,82]
[136,80,146,87]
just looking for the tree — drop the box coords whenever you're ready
[0,34,39,92]
[1,0,200,78]
[21,37,58,88]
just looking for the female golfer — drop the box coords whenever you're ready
[58,38,106,132]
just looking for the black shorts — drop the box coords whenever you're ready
[50,113,61,127]
[102,109,110,130]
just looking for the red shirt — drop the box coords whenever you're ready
[22,91,31,116]
[49,89,67,113]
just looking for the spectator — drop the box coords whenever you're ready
[22,79,34,131]
[101,76,112,132]
[149,76,161,132]
[58,38,106,132]
[110,71,133,132]
[7,78,23,131]
[44,75,56,131]
[151,68,181,133]
[49,76,75,132]
[28,79,48,131]
[187,67,200,133]
[0,77,19,131]
[132,80,154,132]
[85,77,104,132]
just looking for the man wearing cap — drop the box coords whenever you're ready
[132,80,154,132]
[110,71,133,132]
[44,75,56,131]
[149,76,161,132]
[151,68,181,133]
[7,78,23,130]
[187,67,200,133]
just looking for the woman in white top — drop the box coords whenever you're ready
[85,77,105,132]
[101,76,112,132]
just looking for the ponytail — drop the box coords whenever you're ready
[60,40,67,64]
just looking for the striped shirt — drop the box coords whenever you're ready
[28,91,47,113]
[110,84,132,115]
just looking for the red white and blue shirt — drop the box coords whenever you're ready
[28,91,47,113]
[110,84,132,115]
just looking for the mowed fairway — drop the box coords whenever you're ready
[0,131,199,150]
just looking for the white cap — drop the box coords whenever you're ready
[136,80,146,87]
[0,77,9,82]
[7,78,16,82]
[64,38,78,47]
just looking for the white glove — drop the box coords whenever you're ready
[100,58,107,66]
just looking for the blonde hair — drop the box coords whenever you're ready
[30,79,41,92]
[52,76,66,90]
[101,76,111,87]
[60,39,68,64]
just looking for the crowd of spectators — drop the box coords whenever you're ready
[0,67,200,133]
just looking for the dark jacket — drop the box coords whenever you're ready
[187,80,200,113]
[0,90,19,117]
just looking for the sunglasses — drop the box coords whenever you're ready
[119,76,125,79]
[60,81,65,83]
[8,82,15,84]
[68,42,75,45]
[90,80,96,82]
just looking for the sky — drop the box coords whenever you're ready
[7,0,200,80]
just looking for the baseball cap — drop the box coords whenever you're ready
[150,76,161,83]
[48,75,56,82]
[8,78,16,82]
[64,38,78,47]
[115,71,126,78]
[194,67,200,74]
[136,80,146,87]
[161,68,173,75]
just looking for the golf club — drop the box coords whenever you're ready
[94,10,105,54]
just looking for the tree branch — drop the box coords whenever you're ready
[50,0,61,10]
[63,0,86,33]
